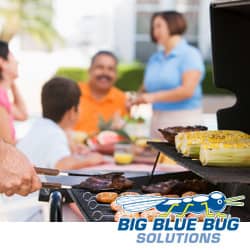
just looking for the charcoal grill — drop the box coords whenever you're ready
[42,0,250,221]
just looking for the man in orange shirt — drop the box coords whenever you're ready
[75,51,127,135]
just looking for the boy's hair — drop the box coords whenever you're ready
[90,50,118,66]
[42,77,81,123]
[0,41,9,80]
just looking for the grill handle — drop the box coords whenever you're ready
[42,182,63,189]
[35,167,60,176]
[49,191,63,222]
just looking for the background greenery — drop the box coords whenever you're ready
[0,0,61,49]
[56,63,231,95]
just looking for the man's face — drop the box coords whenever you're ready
[89,54,117,92]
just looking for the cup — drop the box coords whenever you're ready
[114,143,134,165]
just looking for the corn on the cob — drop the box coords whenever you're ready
[175,130,249,158]
[175,132,185,152]
[200,140,250,167]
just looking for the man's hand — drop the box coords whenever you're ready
[0,140,41,196]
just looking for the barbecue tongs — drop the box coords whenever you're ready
[35,167,124,190]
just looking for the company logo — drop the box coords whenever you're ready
[116,191,245,218]
[116,191,245,244]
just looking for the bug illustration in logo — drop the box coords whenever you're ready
[115,191,245,218]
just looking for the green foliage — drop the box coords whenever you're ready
[98,116,112,131]
[202,64,231,95]
[123,115,145,124]
[55,63,232,95]
[114,129,131,142]
[116,63,144,91]
[56,67,89,82]
[0,0,62,49]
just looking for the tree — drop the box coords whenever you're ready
[0,0,62,49]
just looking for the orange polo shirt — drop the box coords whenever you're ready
[75,83,127,135]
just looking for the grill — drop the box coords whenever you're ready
[67,171,216,222]
[66,170,250,221]
[42,0,250,222]
[40,169,250,222]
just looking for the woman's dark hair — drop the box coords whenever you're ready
[90,50,118,66]
[0,41,9,60]
[42,77,81,123]
[150,11,187,43]
[0,41,10,80]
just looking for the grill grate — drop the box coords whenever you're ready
[69,190,114,222]
[69,172,210,222]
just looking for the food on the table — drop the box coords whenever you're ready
[134,138,148,148]
[114,152,134,164]
[87,130,130,155]
[72,131,88,144]
[96,130,125,145]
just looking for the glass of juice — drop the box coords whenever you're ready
[114,143,134,165]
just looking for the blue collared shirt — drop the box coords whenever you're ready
[144,39,205,111]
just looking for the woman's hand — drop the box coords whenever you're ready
[111,112,125,130]
[10,83,28,121]
[131,93,154,105]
